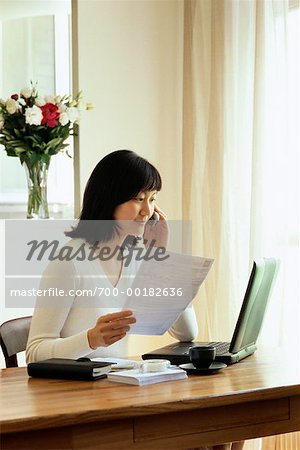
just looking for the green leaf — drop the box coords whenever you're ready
[8,140,28,148]
[41,153,51,165]
[14,147,29,154]
[13,129,22,138]
[26,135,43,145]
[46,137,63,148]
[28,153,41,165]
[5,149,19,157]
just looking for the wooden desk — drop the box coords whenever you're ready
[1,350,299,450]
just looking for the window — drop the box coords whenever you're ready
[0,2,73,218]
[258,3,299,348]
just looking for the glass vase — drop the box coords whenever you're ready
[23,157,50,219]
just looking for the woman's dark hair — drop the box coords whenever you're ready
[66,150,162,244]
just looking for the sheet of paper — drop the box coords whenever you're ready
[107,367,187,385]
[123,252,213,335]
[91,357,139,370]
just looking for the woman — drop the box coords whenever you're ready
[26,149,244,450]
[26,150,198,362]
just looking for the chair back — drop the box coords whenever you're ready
[0,316,32,368]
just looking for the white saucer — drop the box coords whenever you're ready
[179,362,227,375]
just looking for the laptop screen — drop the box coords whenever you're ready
[229,258,279,353]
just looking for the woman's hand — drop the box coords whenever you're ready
[143,205,169,248]
[87,310,136,349]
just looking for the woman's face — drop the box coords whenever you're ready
[114,190,157,236]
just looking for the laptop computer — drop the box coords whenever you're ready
[142,258,279,365]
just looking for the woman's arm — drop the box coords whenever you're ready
[168,304,198,341]
[26,260,92,363]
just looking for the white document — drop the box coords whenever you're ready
[123,252,214,335]
[91,357,139,371]
[107,367,187,385]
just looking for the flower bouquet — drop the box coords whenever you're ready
[0,84,92,218]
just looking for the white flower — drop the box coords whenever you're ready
[20,87,32,99]
[35,96,46,107]
[18,98,26,106]
[58,103,67,113]
[59,112,69,126]
[6,99,19,114]
[77,100,87,111]
[25,105,43,126]
[0,98,6,106]
[44,95,55,104]
[0,114,4,130]
[55,95,62,103]
[66,106,79,123]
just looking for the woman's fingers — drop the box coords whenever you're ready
[101,327,129,346]
[154,205,167,220]
[98,311,136,331]
[105,321,132,331]
[88,310,136,348]
[100,309,134,322]
[103,326,130,339]
[105,333,127,346]
[100,316,136,327]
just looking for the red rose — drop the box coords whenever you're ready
[11,94,19,100]
[40,103,60,128]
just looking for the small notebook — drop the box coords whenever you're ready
[27,358,113,381]
[107,367,187,386]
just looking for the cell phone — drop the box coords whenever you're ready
[148,211,159,226]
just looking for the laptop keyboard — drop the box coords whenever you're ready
[181,341,230,356]
[208,341,231,355]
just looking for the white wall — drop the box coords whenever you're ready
[74,0,184,355]
[74,0,183,219]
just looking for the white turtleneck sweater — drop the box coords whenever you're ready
[26,239,198,363]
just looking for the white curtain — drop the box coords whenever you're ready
[182,1,299,449]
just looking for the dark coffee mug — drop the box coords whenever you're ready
[189,346,216,369]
